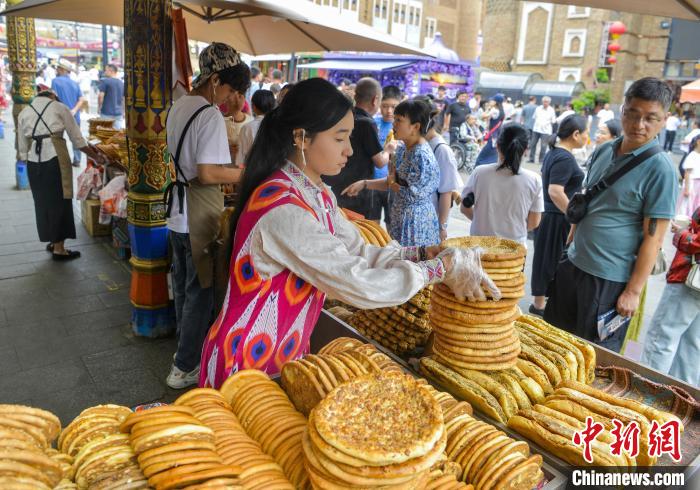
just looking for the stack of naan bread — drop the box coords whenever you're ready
[429,237,526,372]
[302,371,447,488]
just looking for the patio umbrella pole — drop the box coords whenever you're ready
[6,0,37,190]
[125,0,175,338]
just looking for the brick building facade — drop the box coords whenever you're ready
[480,1,671,102]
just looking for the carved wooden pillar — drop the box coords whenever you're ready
[125,0,174,337]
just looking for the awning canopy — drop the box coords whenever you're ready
[680,79,700,103]
[477,71,543,91]
[544,0,699,20]
[0,0,429,56]
[297,59,412,72]
[525,81,585,104]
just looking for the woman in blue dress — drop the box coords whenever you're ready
[343,99,440,246]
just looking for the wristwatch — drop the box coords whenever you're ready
[440,222,449,230]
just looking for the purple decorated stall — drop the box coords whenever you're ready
[297,53,475,99]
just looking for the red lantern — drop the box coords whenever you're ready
[609,21,627,40]
[608,42,621,53]
[607,56,617,64]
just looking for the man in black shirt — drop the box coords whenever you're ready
[323,77,393,216]
[443,90,470,144]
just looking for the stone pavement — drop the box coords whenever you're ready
[0,116,179,425]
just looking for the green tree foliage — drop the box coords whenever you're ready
[572,89,611,113]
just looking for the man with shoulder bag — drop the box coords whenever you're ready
[544,78,678,353]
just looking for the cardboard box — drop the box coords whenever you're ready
[81,199,111,237]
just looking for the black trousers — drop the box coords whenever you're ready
[531,212,570,296]
[543,257,629,353]
[664,130,676,152]
[27,157,76,244]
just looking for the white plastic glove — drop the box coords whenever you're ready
[437,247,502,302]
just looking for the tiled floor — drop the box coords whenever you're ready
[0,116,178,425]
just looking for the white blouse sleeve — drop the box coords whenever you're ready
[58,104,88,150]
[332,206,407,268]
[251,204,443,309]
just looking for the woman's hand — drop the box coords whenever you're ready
[389,182,401,193]
[671,222,682,233]
[384,140,398,155]
[437,247,501,301]
[342,180,366,197]
[440,229,448,242]
[425,245,444,259]
[684,187,691,197]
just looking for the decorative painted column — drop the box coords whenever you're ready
[6,1,37,189]
[125,0,174,337]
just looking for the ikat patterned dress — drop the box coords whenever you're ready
[199,162,445,389]
[389,142,440,247]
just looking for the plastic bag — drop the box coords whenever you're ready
[76,166,102,201]
[98,175,127,224]
[438,247,502,302]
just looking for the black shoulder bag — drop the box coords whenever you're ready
[566,145,662,224]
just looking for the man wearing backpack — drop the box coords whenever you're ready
[544,78,678,353]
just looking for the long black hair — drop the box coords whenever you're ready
[233,78,352,229]
[549,114,587,149]
[496,124,529,175]
[394,99,432,136]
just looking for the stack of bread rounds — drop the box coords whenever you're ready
[319,337,405,374]
[421,358,543,489]
[0,404,64,489]
[220,370,309,488]
[120,404,243,489]
[57,404,148,489]
[508,380,685,468]
[281,348,383,415]
[303,371,446,489]
[351,219,392,247]
[429,237,526,373]
[426,468,474,489]
[174,388,292,489]
[349,287,433,357]
[419,358,545,489]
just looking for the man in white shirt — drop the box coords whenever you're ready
[468,92,482,112]
[664,112,681,152]
[502,97,515,123]
[556,103,575,124]
[596,103,615,126]
[528,96,556,164]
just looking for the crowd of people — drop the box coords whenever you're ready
[18,41,700,389]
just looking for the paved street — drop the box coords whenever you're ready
[0,110,684,424]
[0,115,178,425]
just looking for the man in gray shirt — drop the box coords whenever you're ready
[522,96,537,137]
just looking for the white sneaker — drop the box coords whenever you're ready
[166,364,200,389]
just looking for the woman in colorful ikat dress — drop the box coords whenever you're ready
[199,79,494,388]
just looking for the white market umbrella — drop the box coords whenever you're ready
[0,0,430,55]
